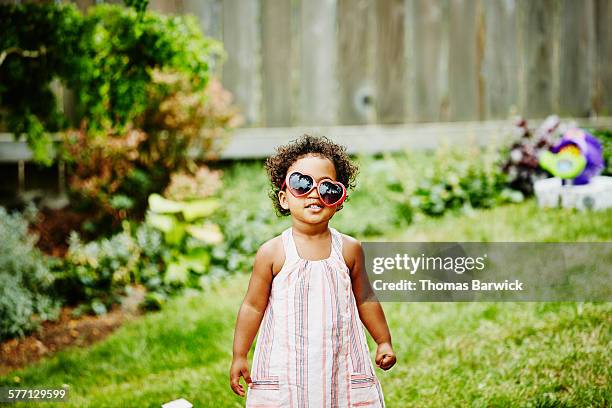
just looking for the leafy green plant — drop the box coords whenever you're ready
[164,165,223,201]
[381,147,521,219]
[590,128,612,176]
[124,0,150,16]
[61,127,148,231]
[0,206,60,340]
[57,226,140,314]
[0,2,226,165]
[137,73,243,169]
[60,75,241,234]
[146,190,222,288]
[54,222,171,315]
[51,165,227,315]
[73,5,223,133]
[0,4,82,164]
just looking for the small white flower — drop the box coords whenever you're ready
[510,149,523,163]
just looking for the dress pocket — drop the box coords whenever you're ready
[349,374,383,407]
[246,376,281,408]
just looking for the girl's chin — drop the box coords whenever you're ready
[291,208,331,221]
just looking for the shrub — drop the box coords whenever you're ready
[2,3,242,240]
[145,166,225,288]
[0,206,59,340]
[54,222,169,315]
[54,165,227,315]
[0,4,82,164]
[61,76,242,233]
[590,128,612,176]
[61,127,148,231]
[381,146,520,219]
[137,73,243,168]
[164,165,223,201]
[73,5,223,133]
[0,2,227,164]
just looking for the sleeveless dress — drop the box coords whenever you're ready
[246,226,385,408]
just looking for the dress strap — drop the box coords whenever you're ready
[329,227,344,262]
[281,227,300,263]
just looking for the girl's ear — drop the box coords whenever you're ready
[278,190,290,211]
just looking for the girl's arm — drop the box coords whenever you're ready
[230,242,275,396]
[347,238,397,371]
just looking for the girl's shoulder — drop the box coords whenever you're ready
[333,229,363,270]
[256,232,286,276]
[333,228,361,249]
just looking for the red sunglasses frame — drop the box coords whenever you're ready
[280,171,347,207]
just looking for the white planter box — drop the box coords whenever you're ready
[534,176,612,211]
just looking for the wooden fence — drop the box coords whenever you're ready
[2,0,611,128]
[142,0,611,127]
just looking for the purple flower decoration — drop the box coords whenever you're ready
[550,128,604,184]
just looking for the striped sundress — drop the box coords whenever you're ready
[246,226,385,408]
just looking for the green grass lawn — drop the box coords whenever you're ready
[383,200,612,242]
[1,201,611,407]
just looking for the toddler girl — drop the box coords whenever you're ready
[230,135,396,407]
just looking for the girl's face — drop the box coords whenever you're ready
[278,154,341,225]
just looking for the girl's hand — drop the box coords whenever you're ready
[375,342,397,370]
[230,357,252,397]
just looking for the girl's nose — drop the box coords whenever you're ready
[307,185,320,198]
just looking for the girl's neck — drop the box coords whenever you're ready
[291,219,330,238]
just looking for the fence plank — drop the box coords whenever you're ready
[518,0,556,118]
[222,0,261,125]
[448,0,480,121]
[408,0,449,122]
[483,0,519,119]
[595,0,612,115]
[299,0,337,125]
[182,0,222,40]
[261,0,292,126]
[148,0,183,14]
[375,0,406,124]
[558,0,595,117]
[337,0,375,125]
[289,0,301,124]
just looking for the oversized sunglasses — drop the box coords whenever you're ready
[281,171,347,207]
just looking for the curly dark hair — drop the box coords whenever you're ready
[265,134,359,216]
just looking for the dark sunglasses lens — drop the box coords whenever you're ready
[288,172,313,195]
[319,181,344,205]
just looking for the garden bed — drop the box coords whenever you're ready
[0,286,144,376]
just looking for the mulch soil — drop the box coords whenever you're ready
[29,207,88,257]
[1,207,148,376]
[0,287,145,377]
